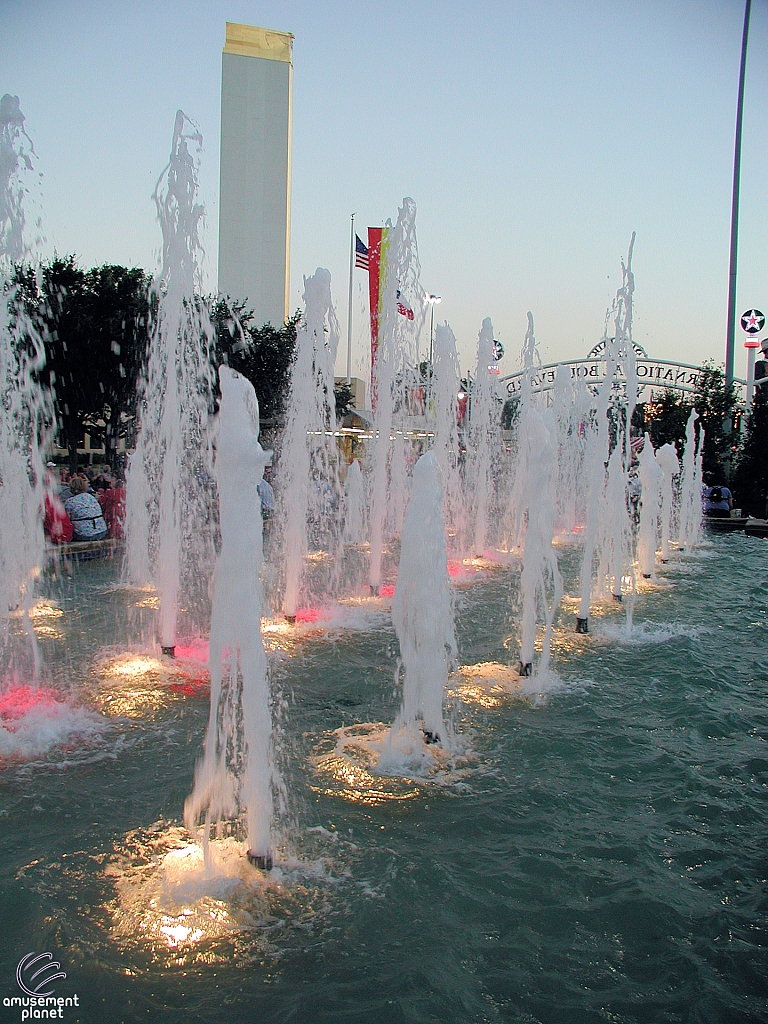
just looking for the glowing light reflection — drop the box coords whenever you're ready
[452,663,523,707]
[312,726,420,805]
[109,828,261,964]
[103,655,164,680]
[312,752,418,804]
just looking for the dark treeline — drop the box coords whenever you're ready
[502,362,766,513]
[638,363,768,514]
[10,255,767,512]
[11,255,300,472]
[639,364,739,482]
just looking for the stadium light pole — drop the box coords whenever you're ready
[425,294,441,417]
[725,0,752,394]
[426,294,441,367]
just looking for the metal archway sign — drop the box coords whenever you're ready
[500,356,747,400]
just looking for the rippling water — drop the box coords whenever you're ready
[0,534,766,1023]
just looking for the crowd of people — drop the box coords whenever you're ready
[44,463,126,545]
[39,453,749,551]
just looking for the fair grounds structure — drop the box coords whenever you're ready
[218,23,293,332]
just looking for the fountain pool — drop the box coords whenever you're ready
[0,534,765,1023]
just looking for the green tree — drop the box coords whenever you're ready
[733,383,768,516]
[82,263,150,466]
[692,363,739,479]
[13,256,150,472]
[641,390,693,455]
[501,395,519,430]
[211,298,299,427]
[333,380,354,420]
[15,255,99,471]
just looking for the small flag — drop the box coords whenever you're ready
[396,289,414,321]
[355,234,369,270]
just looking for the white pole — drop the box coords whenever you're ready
[746,343,757,406]
[346,213,355,386]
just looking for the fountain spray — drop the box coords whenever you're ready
[125,111,217,655]
[637,434,663,578]
[656,442,680,562]
[468,317,498,557]
[575,354,614,632]
[0,95,52,678]
[185,367,275,869]
[510,314,563,677]
[278,268,340,621]
[367,198,424,592]
[678,410,703,551]
[431,322,467,555]
[383,451,456,752]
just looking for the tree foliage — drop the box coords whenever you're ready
[733,383,768,516]
[637,363,738,480]
[692,363,738,478]
[210,297,299,427]
[10,262,302,469]
[641,390,693,455]
[12,255,150,471]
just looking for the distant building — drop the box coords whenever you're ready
[218,23,293,330]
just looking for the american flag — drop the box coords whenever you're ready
[396,289,415,321]
[355,234,369,270]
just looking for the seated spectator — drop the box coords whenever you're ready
[44,470,73,544]
[703,480,733,518]
[257,468,275,521]
[58,468,73,501]
[98,477,126,539]
[64,475,108,541]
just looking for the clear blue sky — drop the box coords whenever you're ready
[4,0,766,380]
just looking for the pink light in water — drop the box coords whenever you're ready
[173,639,210,663]
[0,685,63,725]
[447,561,487,582]
[295,607,325,623]
[169,679,209,697]
[379,584,395,598]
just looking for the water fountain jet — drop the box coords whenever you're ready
[185,366,275,869]
[637,433,663,578]
[0,95,53,681]
[510,314,563,678]
[278,268,340,622]
[125,110,217,655]
[656,442,680,561]
[379,451,456,760]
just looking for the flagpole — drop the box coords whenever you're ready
[346,213,355,386]
[726,0,751,394]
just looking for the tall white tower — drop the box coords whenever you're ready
[218,23,293,329]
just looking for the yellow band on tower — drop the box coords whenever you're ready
[223,23,294,63]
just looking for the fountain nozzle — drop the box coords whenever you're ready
[575,617,589,634]
[284,614,296,625]
[612,593,623,603]
[247,850,273,871]
[421,729,440,745]
[369,584,379,597]
[160,644,176,658]
[517,661,533,677]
